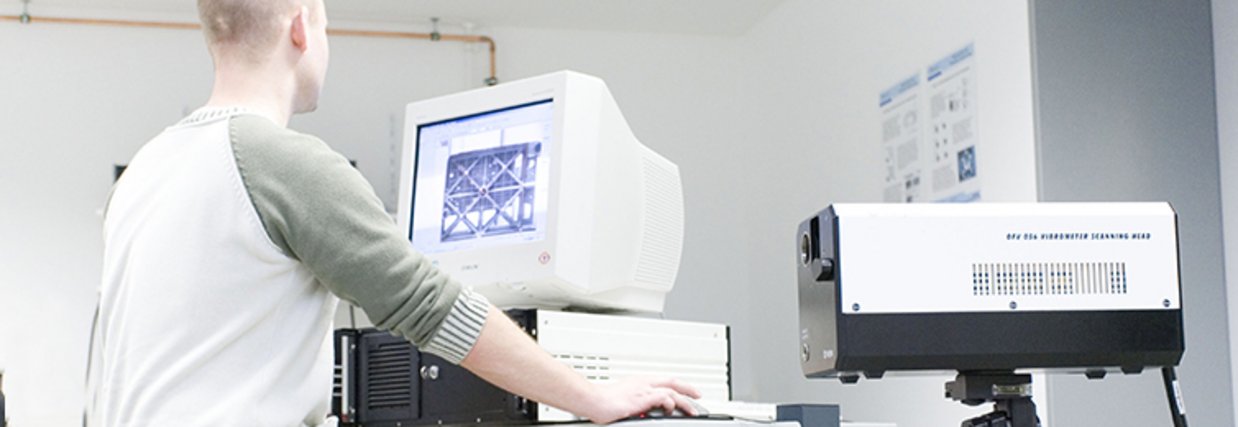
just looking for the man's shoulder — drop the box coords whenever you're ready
[229,114,330,154]
[227,113,355,192]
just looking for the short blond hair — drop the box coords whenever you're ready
[197,0,318,62]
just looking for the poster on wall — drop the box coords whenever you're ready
[880,75,923,203]
[927,43,979,202]
[880,43,980,203]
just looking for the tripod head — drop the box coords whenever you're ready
[945,371,1039,427]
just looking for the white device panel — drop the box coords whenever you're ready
[832,203,1180,314]
[530,310,730,421]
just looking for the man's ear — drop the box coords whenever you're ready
[290,6,310,53]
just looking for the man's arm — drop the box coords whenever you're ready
[230,115,477,360]
[229,115,701,423]
[461,306,702,424]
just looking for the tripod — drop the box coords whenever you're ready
[945,371,1040,427]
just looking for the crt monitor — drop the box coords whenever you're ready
[396,71,684,313]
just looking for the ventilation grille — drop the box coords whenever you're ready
[971,262,1128,296]
[332,363,344,399]
[633,154,684,287]
[365,342,414,410]
[553,353,613,381]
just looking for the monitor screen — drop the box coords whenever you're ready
[410,99,555,255]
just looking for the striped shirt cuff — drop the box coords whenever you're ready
[420,288,491,364]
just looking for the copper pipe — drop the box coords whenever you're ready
[0,14,499,85]
[479,36,497,81]
[327,28,497,82]
[1,14,198,30]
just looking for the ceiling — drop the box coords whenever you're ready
[7,0,786,36]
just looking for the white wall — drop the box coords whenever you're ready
[733,1,1038,426]
[1214,0,1238,424]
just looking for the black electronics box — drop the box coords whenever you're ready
[333,311,537,426]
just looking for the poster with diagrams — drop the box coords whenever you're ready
[880,43,980,203]
[880,75,923,203]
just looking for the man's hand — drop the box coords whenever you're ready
[578,378,703,424]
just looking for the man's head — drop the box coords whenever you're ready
[197,0,330,114]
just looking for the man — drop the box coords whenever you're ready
[84,0,700,425]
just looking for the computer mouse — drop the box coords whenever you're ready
[641,408,680,418]
[683,398,710,416]
[642,398,710,418]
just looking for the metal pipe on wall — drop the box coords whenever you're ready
[0,14,500,86]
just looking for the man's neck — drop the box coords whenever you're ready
[205,62,296,127]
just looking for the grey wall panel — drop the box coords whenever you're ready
[1030,0,1233,426]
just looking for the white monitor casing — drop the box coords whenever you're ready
[397,71,684,313]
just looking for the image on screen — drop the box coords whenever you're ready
[441,141,541,241]
[411,99,554,254]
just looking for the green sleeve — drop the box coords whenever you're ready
[229,114,489,363]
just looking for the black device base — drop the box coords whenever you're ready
[776,404,840,427]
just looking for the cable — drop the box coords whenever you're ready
[82,298,101,427]
[1162,366,1188,427]
[349,304,358,329]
